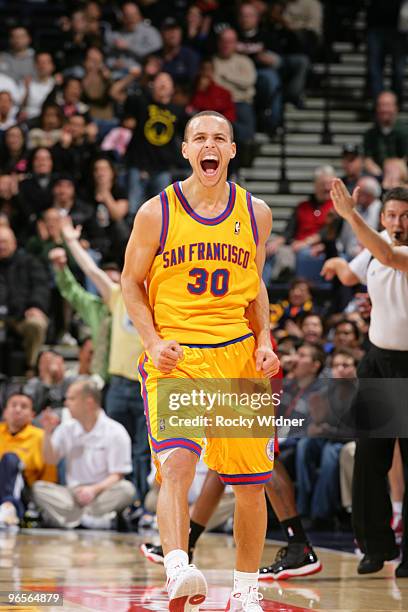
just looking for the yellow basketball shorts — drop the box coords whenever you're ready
[137,332,274,485]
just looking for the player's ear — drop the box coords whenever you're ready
[181,141,189,159]
[230,142,237,159]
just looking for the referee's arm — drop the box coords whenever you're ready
[331,179,408,273]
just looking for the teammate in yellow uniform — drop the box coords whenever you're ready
[122,110,280,612]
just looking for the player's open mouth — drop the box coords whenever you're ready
[200,155,219,176]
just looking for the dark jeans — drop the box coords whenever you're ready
[296,437,343,519]
[352,344,408,556]
[0,452,24,517]
[105,375,151,504]
[367,27,407,102]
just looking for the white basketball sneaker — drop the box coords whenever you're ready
[167,564,208,611]
[225,587,263,611]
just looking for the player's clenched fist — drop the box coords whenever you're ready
[255,346,280,378]
[149,340,184,373]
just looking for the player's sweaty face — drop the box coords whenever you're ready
[183,117,235,185]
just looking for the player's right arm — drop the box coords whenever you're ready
[121,197,183,373]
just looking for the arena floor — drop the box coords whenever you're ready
[0,530,407,611]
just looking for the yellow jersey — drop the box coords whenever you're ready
[0,423,57,486]
[147,181,260,345]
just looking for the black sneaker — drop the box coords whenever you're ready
[357,548,399,575]
[140,542,194,565]
[396,559,408,578]
[259,544,322,580]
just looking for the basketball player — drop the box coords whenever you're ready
[122,110,280,611]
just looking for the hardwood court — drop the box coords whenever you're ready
[0,530,407,611]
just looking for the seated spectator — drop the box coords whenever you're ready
[60,218,150,503]
[59,9,93,75]
[27,104,65,150]
[0,227,49,375]
[0,125,29,176]
[266,1,311,108]
[0,73,23,108]
[363,91,408,185]
[213,28,257,149]
[184,4,212,55]
[327,317,363,361]
[341,144,367,194]
[33,378,135,529]
[189,60,236,123]
[0,392,57,530]
[282,0,323,58]
[49,247,113,383]
[18,147,56,227]
[51,113,98,186]
[124,72,186,215]
[24,349,76,415]
[0,27,35,84]
[20,52,57,121]
[336,176,382,259]
[87,156,130,265]
[382,157,408,189]
[296,312,325,345]
[160,18,200,87]
[270,278,314,332]
[105,1,162,74]
[277,342,326,477]
[48,77,89,120]
[66,336,94,378]
[0,91,18,132]
[269,166,336,282]
[81,47,116,125]
[0,175,21,238]
[295,348,358,526]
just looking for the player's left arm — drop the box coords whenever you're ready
[245,197,280,377]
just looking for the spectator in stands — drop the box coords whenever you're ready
[295,347,358,527]
[33,378,135,529]
[331,318,361,356]
[296,312,325,345]
[366,0,407,104]
[60,218,150,504]
[236,3,282,135]
[51,113,98,186]
[0,73,23,108]
[270,278,314,332]
[213,28,257,148]
[26,207,76,270]
[189,60,236,123]
[0,91,17,132]
[282,0,323,58]
[0,27,35,84]
[277,342,326,477]
[66,337,94,378]
[49,247,113,383]
[125,71,186,215]
[20,52,57,121]
[336,176,382,259]
[24,349,76,414]
[0,125,28,176]
[105,1,162,74]
[49,77,89,120]
[87,156,130,264]
[18,148,56,230]
[59,9,99,76]
[81,47,116,129]
[341,144,367,193]
[184,4,212,55]
[0,175,21,236]
[0,226,49,375]
[27,103,65,150]
[160,18,200,86]
[269,165,336,282]
[51,176,100,243]
[363,91,408,184]
[0,392,57,530]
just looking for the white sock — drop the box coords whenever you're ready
[393,501,403,516]
[164,549,189,578]
[233,569,259,594]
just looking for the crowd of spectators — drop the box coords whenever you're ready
[0,0,407,542]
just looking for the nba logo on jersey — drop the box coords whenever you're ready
[234,221,241,235]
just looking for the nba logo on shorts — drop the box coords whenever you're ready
[234,221,240,235]
[159,418,166,432]
[266,438,274,462]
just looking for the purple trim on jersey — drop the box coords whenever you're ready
[158,190,170,254]
[174,181,236,225]
[218,471,273,485]
[138,355,202,458]
[246,191,259,246]
[180,332,253,349]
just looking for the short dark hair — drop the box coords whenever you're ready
[334,317,360,341]
[5,391,34,407]
[331,347,358,367]
[184,111,234,141]
[300,342,326,374]
[383,187,408,211]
